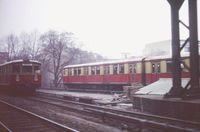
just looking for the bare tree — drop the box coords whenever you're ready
[1,30,106,89]
[18,31,40,60]
[72,49,106,64]
[5,34,19,60]
[28,31,40,59]
[0,31,40,61]
[40,30,79,88]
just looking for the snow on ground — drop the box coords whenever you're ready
[36,89,133,110]
[37,89,115,103]
[135,78,189,95]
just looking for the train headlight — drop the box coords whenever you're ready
[35,70,40,74]
[34,73,38,81]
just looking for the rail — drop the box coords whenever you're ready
[0,99,79,132]
[31,95,200,132]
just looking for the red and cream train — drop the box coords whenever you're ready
[63,55,190,92]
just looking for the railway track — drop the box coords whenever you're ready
[0,99,78,132]
[29,95,200,132]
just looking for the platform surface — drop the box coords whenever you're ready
[133,94,200,104]
[37,89,116,103]
[135,78,189,95]
[132,94,200,121]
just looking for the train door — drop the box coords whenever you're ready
[103,65,110,84]
[129,63,137,84]
[151,62,160,82]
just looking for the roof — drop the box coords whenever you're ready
[0,59,41,67]
[64,57,142,68]
[135,78,189,95]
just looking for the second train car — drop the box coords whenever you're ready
[63,55,190,92]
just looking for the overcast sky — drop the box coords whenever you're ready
[0,0,199,59]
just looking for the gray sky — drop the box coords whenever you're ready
[0,0,199,58]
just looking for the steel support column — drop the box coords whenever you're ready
[183,0,200,98]
[165,0,184,97]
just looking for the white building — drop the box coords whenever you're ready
[144,40,171,57]
[143,40,200,57]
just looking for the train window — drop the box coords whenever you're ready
[129,64,133,73]
[152,63,155,73]
[64,69,67,76]
[74,68,78,76]
[84,67,88,75]
[4,66,7,73]
[104,65,109,75]
[2,66,4,73]
[7,65,10,73]
[78,68,81,76]
[91,67,95,75]
[166,61,172,73]
[5,66,8,73]
[157,64,160,73]
[22,65,32,73]
[129,64,137,73]
[4,66,6,73]
[13,64,20,73]
[34,65,40,74]
[119,64,124,74]
[96,66,100,75]
[113,64,118,74]
[152,63,160,73]
[0,67,3,73]
[133,64,137,73]
[34,65,39,71]
[7,66,10,73]
[68,68,72,76]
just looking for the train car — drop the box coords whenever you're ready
[63,55,190,92]
[0,59,41,95]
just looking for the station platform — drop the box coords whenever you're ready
[36,89,131,107]
[132,94,200,122]
[132,78,200,121]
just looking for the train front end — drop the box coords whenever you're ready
[10,60,41,95]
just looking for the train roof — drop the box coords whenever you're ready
[0,59,41,66]
[64,58,141,68]
[64,54,190,69]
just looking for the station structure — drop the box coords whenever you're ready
[166,0,200,99]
